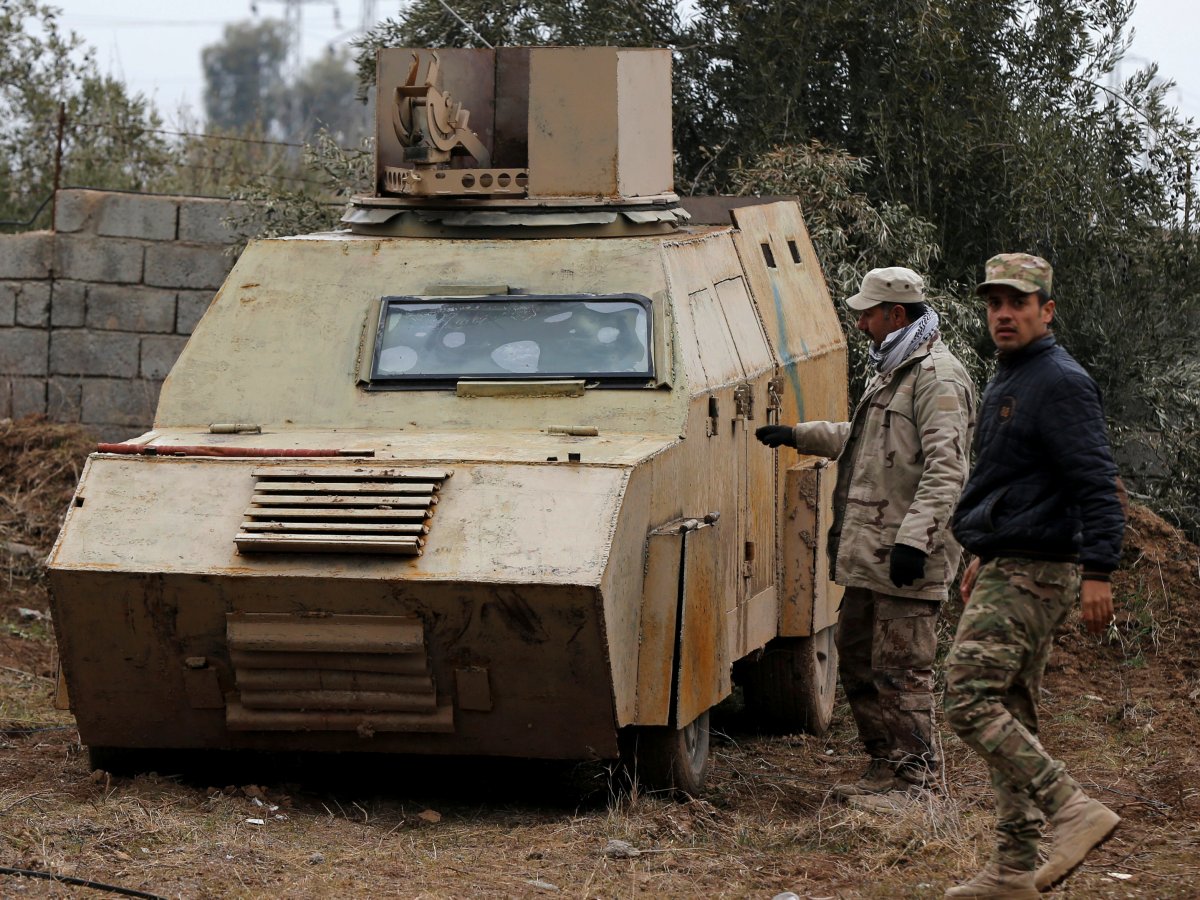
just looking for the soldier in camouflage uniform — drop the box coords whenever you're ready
[945,254,1125,899]
[757,267,975,807]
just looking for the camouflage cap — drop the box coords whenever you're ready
[845,266,926,311]
[975,253,1053,297]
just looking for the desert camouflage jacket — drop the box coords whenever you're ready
[790,335,975,601]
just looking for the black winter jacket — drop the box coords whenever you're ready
[951,335,1124,574]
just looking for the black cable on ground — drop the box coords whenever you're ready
[0,724,75,736]
[0,866,168,899]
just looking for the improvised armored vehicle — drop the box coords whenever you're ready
[48,47,848,794]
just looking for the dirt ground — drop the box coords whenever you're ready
[1,415,1198,899]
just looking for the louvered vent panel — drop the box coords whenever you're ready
[225,613,454,733]
[235,466,449,556]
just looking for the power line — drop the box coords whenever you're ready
[73,121,307,149]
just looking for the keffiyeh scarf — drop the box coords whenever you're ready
[869,309,940,374]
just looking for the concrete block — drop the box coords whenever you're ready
[50,331,139,377]
[55,235,144,284]
[0,328,49,375]
[16,282,51,327]
[81,378,160,428]
[141,334,189,379]
[48,376,83,422]
[144,243,235,290]
[0,282,16,326]
[0,231,54,278]
[50,280,87,327]
[86,284,177,333]
[54,189,105,234]
[178,197,247,244]
[11,377,46,418]
[176,290,215,334]
[97,193,179,241]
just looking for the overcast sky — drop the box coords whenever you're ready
[44,0,1200,127]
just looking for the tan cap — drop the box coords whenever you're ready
[976,253,1053,296]
[845,266,926,311]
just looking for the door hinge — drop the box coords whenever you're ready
[734,383,753,419]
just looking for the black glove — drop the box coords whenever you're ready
[889,544,927,587]
[755,424,794,448]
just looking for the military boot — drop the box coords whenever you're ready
[943,862,1038,899]
[1034,792,1120,890]
[831,758,898,800]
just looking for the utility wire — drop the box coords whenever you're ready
[434,0,494,49]
[72,121,308,149]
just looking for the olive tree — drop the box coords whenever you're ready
[0,0,174,229]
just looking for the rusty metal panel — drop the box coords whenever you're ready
[493,48,530,167]
[615,49,673,197]
[662,234,758,392]
[727,584,778,663]
[238,690,437,712]
[230,651,429,674]
[528,48,619,197]
[234,535,423,554]
[714,277,773,377]
[730,201,848,426]
[236,669,432,693]
[49,569,616,757]
[780,460,843,636]
[676,523,730,726]
[50,457,630,587]
[688,286,743,385]
[745,380,776,595]
[251,466,451,481]
[226,614,423,654]
[601,466,648,726]
[813,463,844,633]
[634,529,682,725]
[226,701,454,733]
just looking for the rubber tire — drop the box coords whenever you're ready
[736,623,838,736]
[618,709,711,798]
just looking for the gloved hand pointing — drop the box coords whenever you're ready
[755,425,794,448]
[889,544,927,587]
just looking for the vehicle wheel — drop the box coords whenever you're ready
[618,709,710,797]
[736,624,838,735]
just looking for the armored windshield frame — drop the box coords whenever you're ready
[366,293,656,391]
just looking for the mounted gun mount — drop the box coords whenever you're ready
[390,52,494,171]
[47,47,849,797]
[347,46,683,236]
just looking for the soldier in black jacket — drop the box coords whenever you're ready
[943,254,1125,900]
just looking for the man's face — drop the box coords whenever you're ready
[983,286,1054,352]
[856,304,906,346]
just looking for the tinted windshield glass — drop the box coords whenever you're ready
[371,296,652,382]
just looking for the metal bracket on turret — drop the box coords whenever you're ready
[392,52,492,167]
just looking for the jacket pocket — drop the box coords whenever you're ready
[981,486,1009,532]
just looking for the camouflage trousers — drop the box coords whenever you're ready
[943,558,1085,871]
[837,587,940,781]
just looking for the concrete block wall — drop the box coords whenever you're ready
[0,190,246,441]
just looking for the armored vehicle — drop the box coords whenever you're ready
[48,47,848,794]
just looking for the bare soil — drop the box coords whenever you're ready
[1,415,1198,898]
